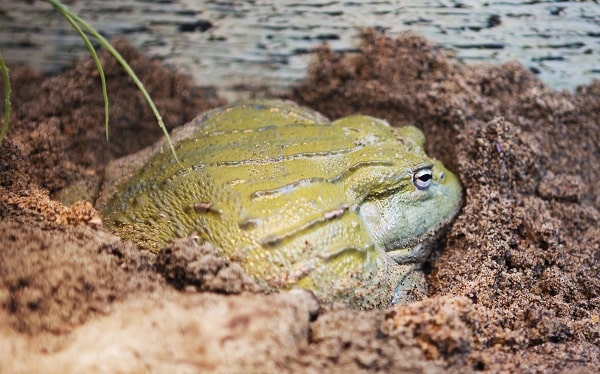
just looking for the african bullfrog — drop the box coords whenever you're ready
[101,100,462,308]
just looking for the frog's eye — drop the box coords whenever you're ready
[412,168,433,190]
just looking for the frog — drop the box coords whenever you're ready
[100,100,462,308]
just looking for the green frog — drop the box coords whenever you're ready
[101,100,462,308]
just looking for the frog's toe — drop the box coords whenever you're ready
[391,269,427,305]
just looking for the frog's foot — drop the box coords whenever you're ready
[391,268,427,305]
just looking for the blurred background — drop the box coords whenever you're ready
[1,0,598,99]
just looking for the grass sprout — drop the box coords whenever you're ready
[0,52,9,144]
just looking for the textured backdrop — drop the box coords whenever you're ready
[1,0,598,98]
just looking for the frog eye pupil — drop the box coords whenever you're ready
[412,168,433,190]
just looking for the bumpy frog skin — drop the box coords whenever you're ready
[102,100,462,307]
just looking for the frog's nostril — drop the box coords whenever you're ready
[440,172,446,181]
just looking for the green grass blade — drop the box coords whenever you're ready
[51,4,110,140]
[46,0,179,162]
[0,51,10,145]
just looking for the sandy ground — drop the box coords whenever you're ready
[0,30,598,372]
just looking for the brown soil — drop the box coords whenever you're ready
[1,30,598,372]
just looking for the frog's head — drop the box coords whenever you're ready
[340,117,462,264]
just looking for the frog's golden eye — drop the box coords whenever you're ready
[412,168,433,190]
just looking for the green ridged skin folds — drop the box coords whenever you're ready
[102,100,462,307]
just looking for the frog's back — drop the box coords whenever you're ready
[194,99,330,132]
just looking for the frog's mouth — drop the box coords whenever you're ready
[386,242,430,264]
[384,217,455,265]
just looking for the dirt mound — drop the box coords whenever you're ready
[6,38,224,197]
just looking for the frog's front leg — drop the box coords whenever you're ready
[391,264,427,305]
